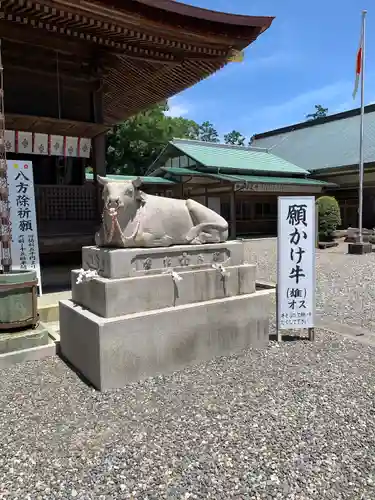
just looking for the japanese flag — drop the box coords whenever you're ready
[353,13,365,100]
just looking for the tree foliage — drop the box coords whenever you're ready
[197,121,219,143]
[106,102,200,175]
[224,130,246,146]
[106,103,249,175]
[316,196,341,240]
[306,104,328,121]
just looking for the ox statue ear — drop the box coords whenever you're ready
[132,177,142,189]
[97,175,108,186]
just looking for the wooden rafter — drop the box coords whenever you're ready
[1,0,274,124]
[5,114,109,137]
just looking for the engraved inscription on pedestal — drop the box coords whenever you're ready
[83,251,104,274]
[82,242,242,279]
[133,248,230,273]
[212,252,219,262]
[163,257,172,268]
[143,258,152,270]
[179,252,190,267]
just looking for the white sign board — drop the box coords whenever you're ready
[277,196,315,330]
[234,183,322,194]
[7,160,42,295]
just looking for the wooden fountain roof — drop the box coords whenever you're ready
[1,0,274,125]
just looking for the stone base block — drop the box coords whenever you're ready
[72,264,256,318]
[59,290,273,390]
[348,242,373,254]
[0,324,49,355]
[82,241,244,279]
[0,340,56,370]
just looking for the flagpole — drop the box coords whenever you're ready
[359,10,366,244]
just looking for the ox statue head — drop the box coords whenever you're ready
[98,176,143,212]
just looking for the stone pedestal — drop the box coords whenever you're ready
[60,242,274,390]
[348,241,373,254]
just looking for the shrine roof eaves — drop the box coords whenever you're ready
[99,0,274,31]
[3,0,274,124]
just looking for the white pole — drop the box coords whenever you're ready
[359,10,366,243]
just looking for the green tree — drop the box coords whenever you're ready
[306,104,328,121]
[198,121,219,143]
[316,196,342,241]
[106,102,199,175]
[171,116,199,141]
[224,130,246,146]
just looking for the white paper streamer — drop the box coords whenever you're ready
[162,268,183,283]
[76,268,98,284]
[212,263,230,278]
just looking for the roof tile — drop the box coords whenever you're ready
[171,139,309,175]
[251,109,375,171]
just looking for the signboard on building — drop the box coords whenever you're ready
[7,160,42,295]
[234,182,322,194]
[277,196,315,337]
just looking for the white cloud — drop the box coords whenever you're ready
[164,97,190,117]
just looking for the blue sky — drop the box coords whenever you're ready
[166,0,374,140]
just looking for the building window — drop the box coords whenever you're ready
[255,202,263,217]
[255,202,277,219]
[221,202,230,220]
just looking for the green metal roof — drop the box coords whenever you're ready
[85,173,175,184]
[161,166,209,177]
[209,173,336,186]
[170,139,309,175]
[160,167,335,186]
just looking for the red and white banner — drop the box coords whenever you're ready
[17,132,33,154]
[4,130,15,153]
[353,11,366,100]
[3,130,92,158]
[34,133,49,156]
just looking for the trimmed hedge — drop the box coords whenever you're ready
[316,196,341,241]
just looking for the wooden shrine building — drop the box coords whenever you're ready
[1,0,274,255]
[147,139,334,238]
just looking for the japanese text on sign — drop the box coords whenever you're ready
[7,161,42,294]
[277,197,315,330]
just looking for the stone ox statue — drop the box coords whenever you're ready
[95,176,228,248]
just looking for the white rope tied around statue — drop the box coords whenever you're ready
[104,207,140,246]
[212,263,230,279]
[162,268,183,284]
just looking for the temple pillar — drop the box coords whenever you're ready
[230,187,237,239]
[91,82,106,219]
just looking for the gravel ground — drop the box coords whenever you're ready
[2,331,375,499]
[246,238,375,332]
[2,238,375,499]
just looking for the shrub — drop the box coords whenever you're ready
[316,196,341,241]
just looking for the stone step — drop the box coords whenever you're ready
[38,303,59,323]
[59,288,274,391]
[72,263,256,318]
[0,324,56,369]
[43,321,60,344]
[38,290,71,323]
